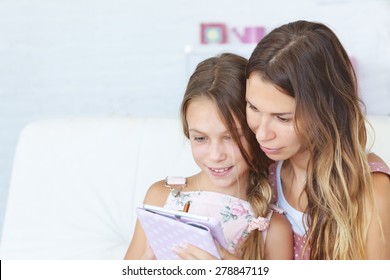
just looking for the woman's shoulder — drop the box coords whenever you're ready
[365,152,390,195]
[268,161,280,202]
[371,169,390,206]
[367,153,390,175]
[367,153,390,221]
[366,155,390,258]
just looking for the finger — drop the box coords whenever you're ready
[215,241,238,260]
[141,244,156,260]
[172,244,197,260]
[185,243,218,259]
[173,243,218,260]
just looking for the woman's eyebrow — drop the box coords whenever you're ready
[271,112,294,116]
[246,98,293,116]
[245,98,257,108]
[245,97,252,104]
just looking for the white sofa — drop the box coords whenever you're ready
[0,116,389,259]
[0,117,199,259]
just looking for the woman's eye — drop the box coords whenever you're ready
[277,116,290,123]
[247,103,258,112]
[223,135,232,141]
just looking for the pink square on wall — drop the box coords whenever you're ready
[200,23,228,44]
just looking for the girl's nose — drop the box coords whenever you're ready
[208,142,226,162]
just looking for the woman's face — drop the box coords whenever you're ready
[186,97,250,195]
[245,73,303,162]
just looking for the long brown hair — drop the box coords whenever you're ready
[181,53,272,259]
[247,20,375,259]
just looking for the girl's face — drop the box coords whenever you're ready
[186,97,250,196]
[245,74,303,162]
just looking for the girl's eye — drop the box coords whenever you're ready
[193,136,207,143]
[223,135,232,141]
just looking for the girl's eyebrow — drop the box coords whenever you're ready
[188,129,203,134]
[189,128,238,135]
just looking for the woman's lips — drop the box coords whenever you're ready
[260,145,280,154]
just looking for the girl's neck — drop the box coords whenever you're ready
[195,172,249,200]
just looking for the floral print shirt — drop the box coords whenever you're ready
[164,190,255,254]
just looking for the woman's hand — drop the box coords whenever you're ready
[173,242,239,260]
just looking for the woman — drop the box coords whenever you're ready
[245,20,390,259]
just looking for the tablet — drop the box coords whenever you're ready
[136,204,227,260]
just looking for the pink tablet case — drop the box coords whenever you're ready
[136,207,221,260]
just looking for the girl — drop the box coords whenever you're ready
[125,53,293,260]
[245,20,390,259]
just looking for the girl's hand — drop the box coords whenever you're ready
[173,242,239,260]
[140,244,156,260]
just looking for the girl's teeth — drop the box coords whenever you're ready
[212,168,229,173]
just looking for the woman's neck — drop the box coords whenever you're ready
[281,152,310,211]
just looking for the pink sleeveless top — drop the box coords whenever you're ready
[269,161,390,260]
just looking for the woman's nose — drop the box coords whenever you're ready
[254,118,275,142]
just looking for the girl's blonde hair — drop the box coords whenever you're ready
[181,53,273,259]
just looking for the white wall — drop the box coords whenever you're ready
[1,0,389,236]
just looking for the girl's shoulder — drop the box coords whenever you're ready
[268,204,289,230]
[265,208,294,259]
[144,175,198,206]
[143,179,171,206]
